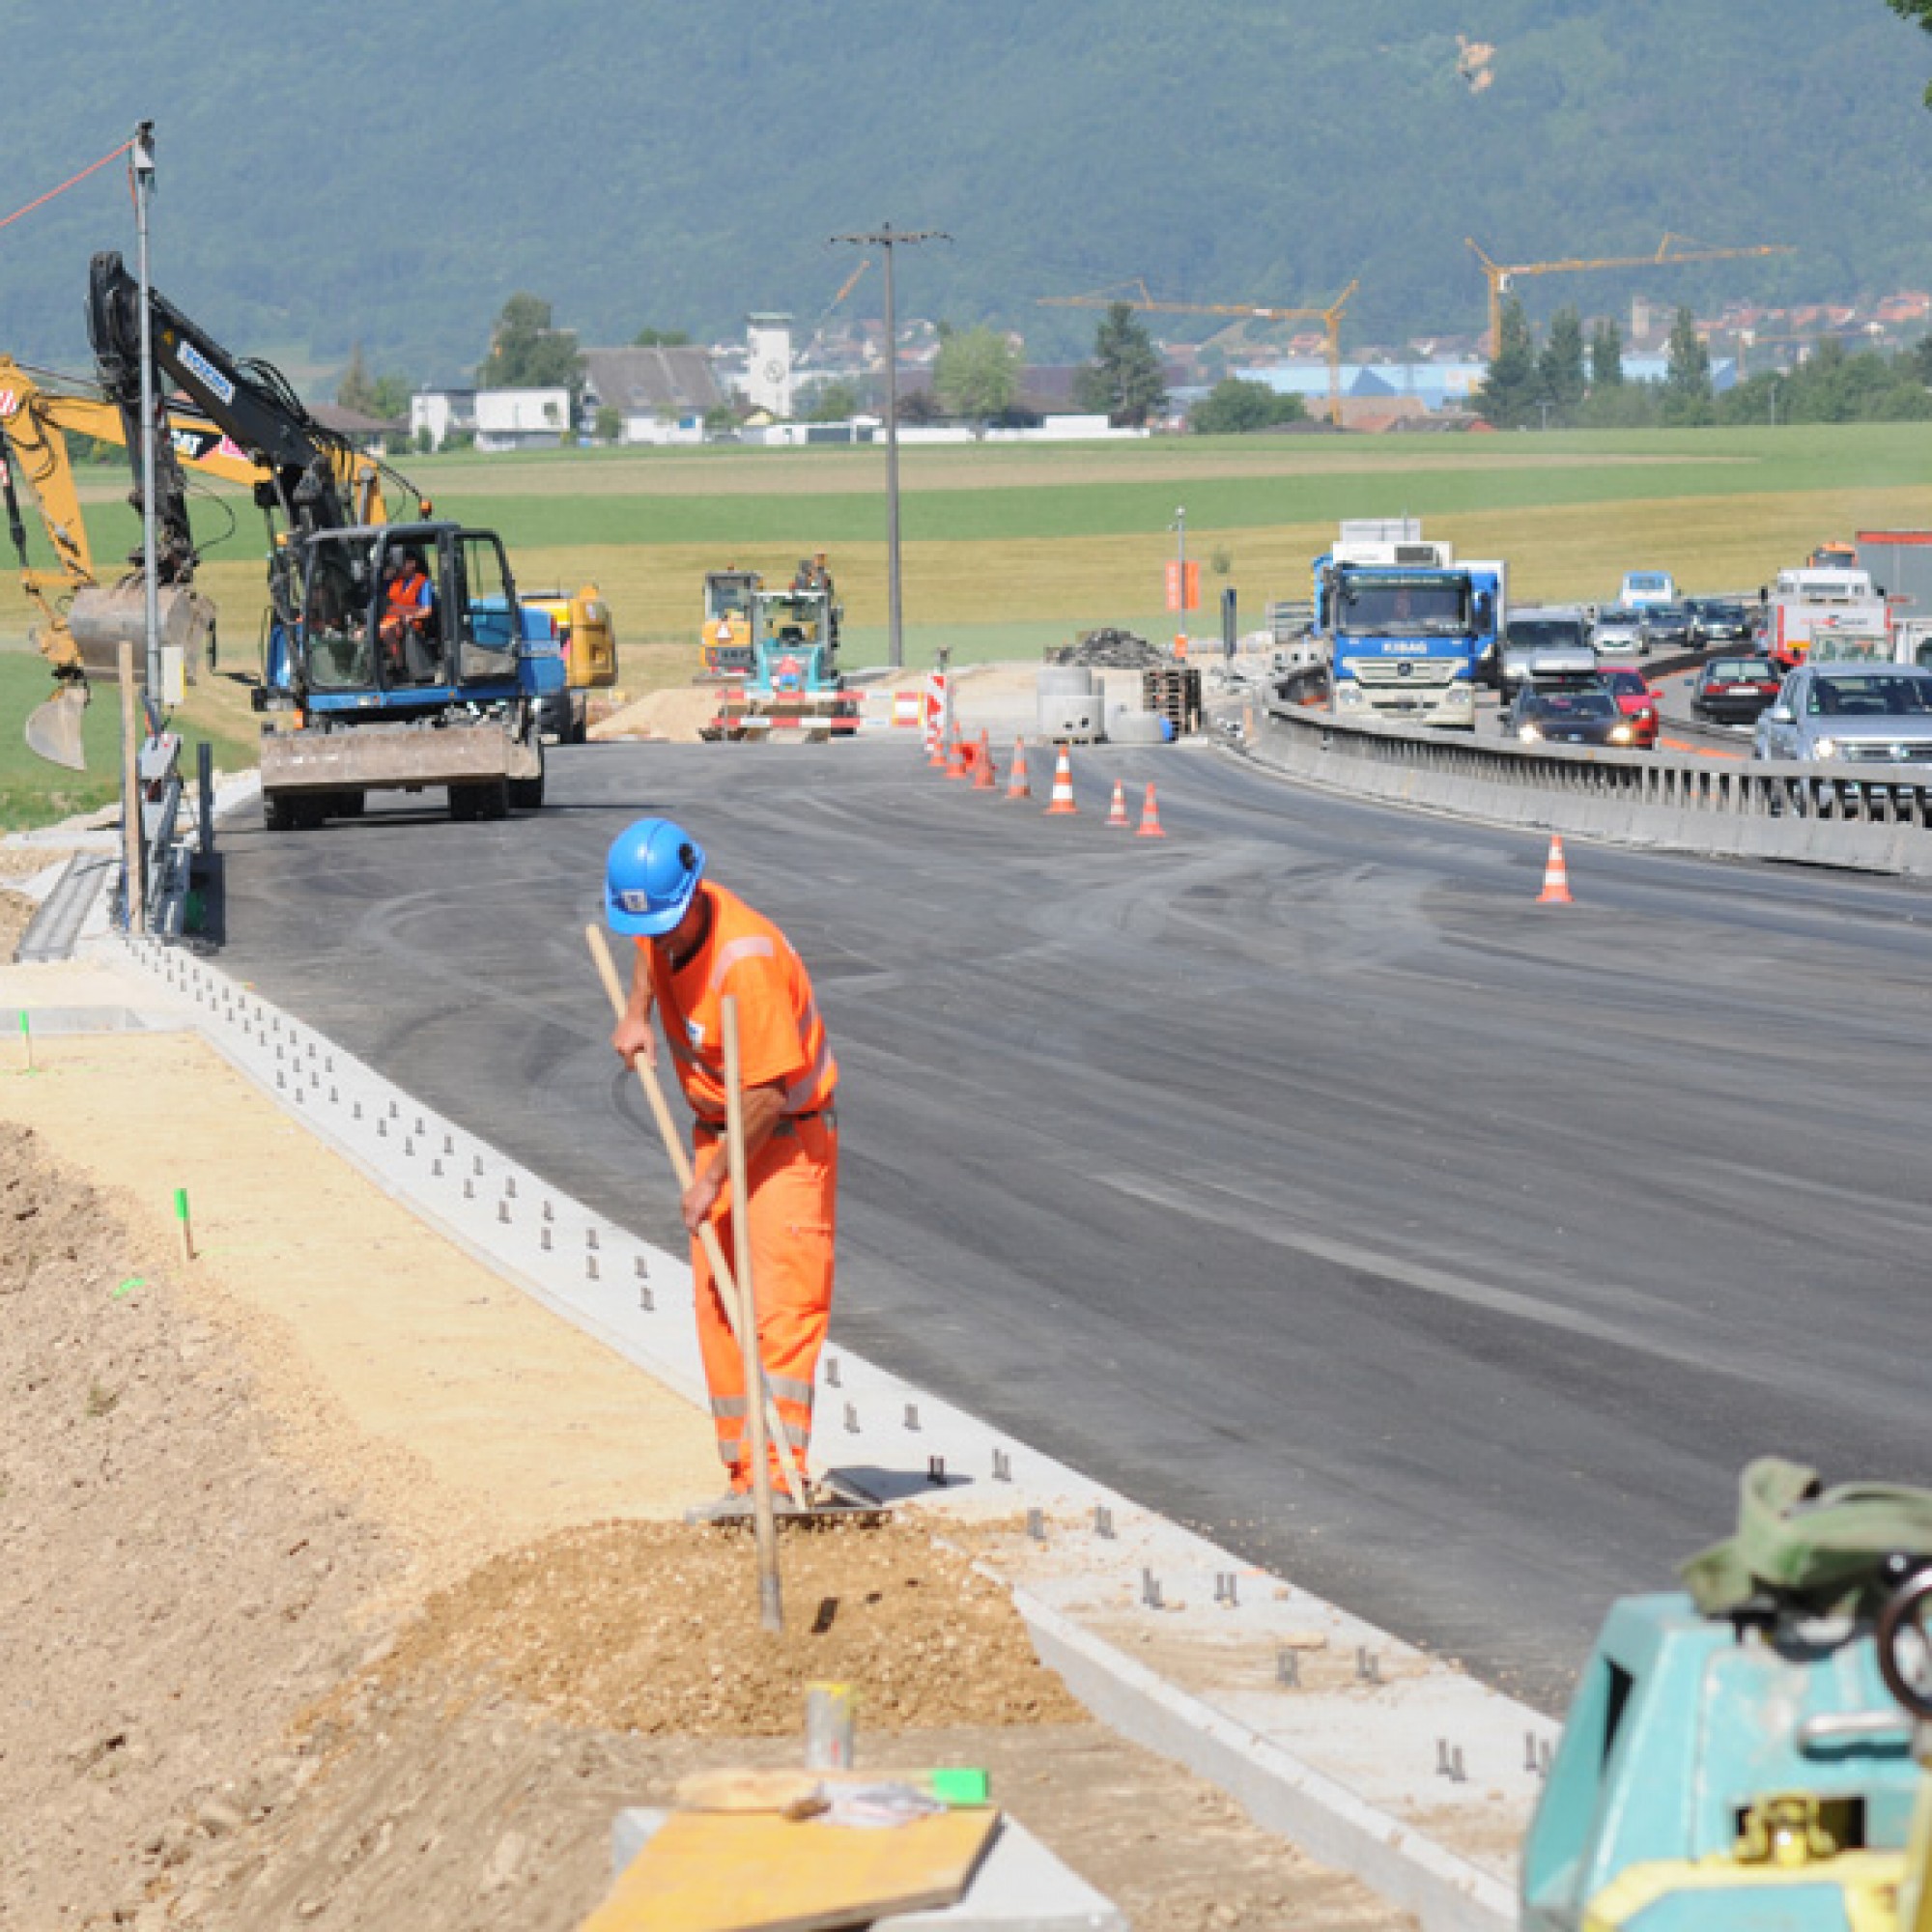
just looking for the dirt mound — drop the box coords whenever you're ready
[1047,627,1169,670]
[589,685,719,744]
[377,1518,1081,1737]
[0,1122,399,1932]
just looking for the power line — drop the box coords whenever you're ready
[829,224,950,672]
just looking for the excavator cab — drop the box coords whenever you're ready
[274,523,526,708]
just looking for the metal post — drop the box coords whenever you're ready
[1174,506,1186,655]
[830,223,949,672]
[131,122,160,698]
[882,226,903,672]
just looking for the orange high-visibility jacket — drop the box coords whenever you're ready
[641,883,837,1123]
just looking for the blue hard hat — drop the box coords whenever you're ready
[606,818,706,937]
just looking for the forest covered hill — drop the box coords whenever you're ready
[2,0,1930,387]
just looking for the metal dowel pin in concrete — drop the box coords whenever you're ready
[585,1254,599,1282]
[903,1402,920,1432]
[1142,1569,1163,1610]
[635,1257,651,1311]
[432,1159,443,1178]
[927,1455,946,1487]
[1451,1747,1466,1784]
[539,1227,552,1251]
[1356,1646,1381,1685]
[1538,1739,1552,1776]
[463,1179,474,1200]
[1026,1508,1045,1542]
[353,1100,362,1121]
[542,1200,554,1222]
[1523,1732,1539,1775]
[824,1356,840,1388]
[443,1133,453,1156]
[1276,1648,1300,1689]
[173,1186,195,1265]
[404,1137,413,1157]
[1436,1740,1452,1777]
[844,1403,860,1435]
[1094,1504,1115,1539]
[585,1228,599,1252]
[504,1176,517,1200]
[992,1447,1011,1482]
[497,1200,510,1224]
[473,1154,484,1177]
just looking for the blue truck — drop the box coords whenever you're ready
[1313,520,1503,731]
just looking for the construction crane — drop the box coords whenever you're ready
[1466,235,1797,355]
[1039,279,1359,426]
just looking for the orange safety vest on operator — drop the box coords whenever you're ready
[641,882,837,1123]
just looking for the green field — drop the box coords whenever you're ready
[3,425,1927,825]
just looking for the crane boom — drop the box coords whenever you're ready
[1465,235,1796,355]
[1040,280,1359,426]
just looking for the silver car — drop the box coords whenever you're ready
[1591,606,1649,659]
[1754,664,1932,765]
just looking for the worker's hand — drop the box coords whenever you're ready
[611,1009,658,1068]
[682,1157,725,1235]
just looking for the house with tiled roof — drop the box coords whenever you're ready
[581,346,726,444]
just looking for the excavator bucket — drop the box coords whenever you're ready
[24,683,88,771]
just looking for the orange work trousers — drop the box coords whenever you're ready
[691,1111,837,1488]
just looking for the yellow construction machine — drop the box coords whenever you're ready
[519,585,618,741]
[2,352,417,770]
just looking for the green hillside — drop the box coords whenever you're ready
[0,1,1928,384]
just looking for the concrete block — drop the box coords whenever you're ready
[609,1806,1126,1931]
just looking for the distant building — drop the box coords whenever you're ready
[409,385,475,450]
[581,346,725,444]
[473,386,572,452]
[309,402,400,451]
[742,314,794,418]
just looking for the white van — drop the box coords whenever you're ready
[1618,570,1677,609]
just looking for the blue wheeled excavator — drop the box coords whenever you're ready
[87,251,564,828]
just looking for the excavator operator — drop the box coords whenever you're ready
[379,545,436,680]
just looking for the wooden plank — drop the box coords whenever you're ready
[581,1807,999,1932]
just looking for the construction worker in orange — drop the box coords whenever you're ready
[606,819,838,1516]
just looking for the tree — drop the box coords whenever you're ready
[1537,307,1587,422]
[1475,297,1539,428]
[1073,302,1168,426]
[1662,304,1713,424]
[1889,1,1932,98]
[1588,318,1625,390]
[478,292,583,391]
[633,327,692,347]
[337,344,411,421]
[933,326,1022,423]
[807,379,862,422]
[1190,377,1308,434]
[593,402,622,442]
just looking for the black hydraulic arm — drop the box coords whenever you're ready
[87,251,353,550]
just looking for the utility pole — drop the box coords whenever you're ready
[830,223,949,670]
[131,121,159,697]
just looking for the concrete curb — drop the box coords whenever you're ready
[68,934,1532,1932]
[1016,1590,1514,1932]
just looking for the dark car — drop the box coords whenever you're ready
[1691,655,1783,726]
[1640,601,1698,650]
[1689,597,1751,645]
[1507,686,1639,749]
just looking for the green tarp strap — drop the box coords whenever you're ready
[1679,1457,1932,1616]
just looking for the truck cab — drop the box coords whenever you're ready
[1315,521,1489,732]
[1618,569,1677,609]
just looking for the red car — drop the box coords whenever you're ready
[1598,667,1660,748]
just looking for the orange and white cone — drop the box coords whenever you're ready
[1006,739,1031,800]
[1536,834,1573,904]
[945,731,972,781]
[1045,745,1077,815]
[1136,782,1166,838]
[973,729,997,790]
[1106,779,1129,827]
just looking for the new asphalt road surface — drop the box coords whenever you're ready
[215,739,1932,1707]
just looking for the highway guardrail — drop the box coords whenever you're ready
[1255,675,1932,878]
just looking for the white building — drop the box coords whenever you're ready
[742,313,794,418]
[409,386,475,450]
[580,347,725,444]
[473,387,572,452]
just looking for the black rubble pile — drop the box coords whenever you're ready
[1044,628,1168,670]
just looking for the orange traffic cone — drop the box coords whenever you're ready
[1106,779,1129,827]
[973,729,997,790]
[1136,782,1166,838]
[1536,834,1573,904]
[945,732,972,781]
[1006,739,1031,800]
[1045,745,1077,815]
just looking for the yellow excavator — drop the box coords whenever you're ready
[1,353,411,770]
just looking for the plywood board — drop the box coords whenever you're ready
[582,1807,999,1932]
